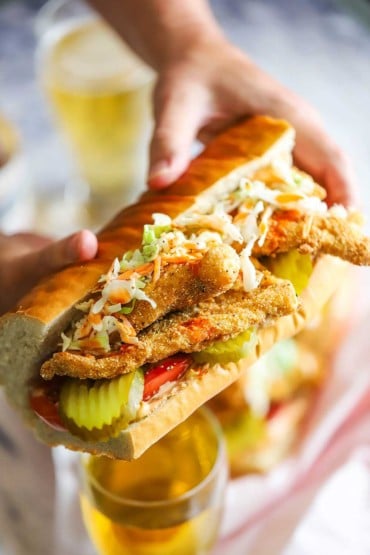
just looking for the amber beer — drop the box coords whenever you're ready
[39,18,153,201]
[80,410,227,555]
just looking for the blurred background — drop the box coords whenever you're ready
[0,0,369,237]
[0,3,370,554]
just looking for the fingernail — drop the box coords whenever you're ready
[66,231,98,262]
[148,157,188,189]
[79,230,98,261]
[148,160,172,184]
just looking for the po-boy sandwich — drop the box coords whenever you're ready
[0,116,369,460]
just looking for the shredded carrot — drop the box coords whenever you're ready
[275,193,304,204]
[152,256,161,284]
[78,338,106,351]
[87,313,102,326]
[241,199,255,211]
[183,242,200,250]
[259,222,268,234]
[161,253,203,264]
[118,262,154,281]
[75,320,93,339]
[108,289,131,304]
[233,212,248,223]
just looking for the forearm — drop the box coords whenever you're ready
[87,0,224,70]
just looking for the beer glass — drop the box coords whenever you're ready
[79,409,228,555]
[36,0,154,227]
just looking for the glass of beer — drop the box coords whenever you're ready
[79,408,228,555]
[35,0,154,227]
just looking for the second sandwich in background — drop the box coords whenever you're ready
[208,270,355,476]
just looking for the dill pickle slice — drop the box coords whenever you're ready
[264,250,313,295]
[59,369,144,441]
[193,328,257,365]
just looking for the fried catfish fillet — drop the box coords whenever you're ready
[41,271,297,380]
[252,211,370,265]
[127,244,240,331]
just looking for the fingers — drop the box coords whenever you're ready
[293,125,358,207]
[13,230,98,302]
[320,150,359,207]
[148,49,357,206]
[268,94,358,207]
[35,230,98,275]
[148,74,208,189]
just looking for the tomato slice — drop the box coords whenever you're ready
[266,401,284,421]
[29,383,67,432]
[30,354,191,430]
[143,355,191,401]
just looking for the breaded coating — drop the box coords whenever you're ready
[40,274,297,380]
[128,244,240,331]
[252,212,370,265]
[136,279,297,361]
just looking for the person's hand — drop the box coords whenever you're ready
[148,39,357,207]
[0,230,98,314]
[88,0,356,205]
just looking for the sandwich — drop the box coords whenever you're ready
[0,116,369,460]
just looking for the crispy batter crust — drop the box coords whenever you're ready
[40,273,297,380]
[128,244,240,331]
[253,212,370,265]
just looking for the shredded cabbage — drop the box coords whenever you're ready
[120,249,146,271]
[240,247,261,291]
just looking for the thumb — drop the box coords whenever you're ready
[17,230,98,290]
[33,230,98,275]
[1,231,98,313]
[148,77,207,189]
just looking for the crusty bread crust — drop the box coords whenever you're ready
[0,116,348,459]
